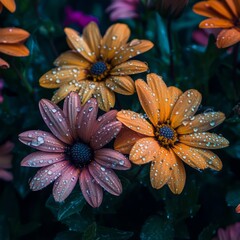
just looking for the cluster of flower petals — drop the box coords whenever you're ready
[0,0,16,13]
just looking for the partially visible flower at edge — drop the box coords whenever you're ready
[39,22,154,112]
[0,0,16,13]
[193,0,240,48]
[114,73,229,194]
[64,6,98,28]
[0,141,14,181]
[19,92,131,208]
[0,27,30,69]
[106,0,139,22]
[192,29,219,46]
[212,222,240,240]
[0,78,4,103]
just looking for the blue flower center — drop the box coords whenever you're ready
[68,142,93,168]
[90,61,108,76]
[159,126,175,140]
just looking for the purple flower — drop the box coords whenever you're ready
[0,78,4,103]
[64,6,98,28]
[19,92,131,208]
[213,222,240,240]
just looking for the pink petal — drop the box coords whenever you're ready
[0,141,14,154]
[39,99,74,145]
[77,98,98,143]
[53,165,80,202]
[19,130,66,152]
[88,162,122,196]
[0,155,12,168]
[21,152,65,167]
[63,92,82,139]
[29,161,69,191]
[90,121,122,150]
[79,167,103,208]
[94,148,131,170]
[0,169,13,181]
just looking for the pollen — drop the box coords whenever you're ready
[90,61,110,81]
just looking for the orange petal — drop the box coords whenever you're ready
[64,28,95,63]
[167,86,183,119]
[150,147,173,189]
[197,149,222,170]
[216,28,240,48]
[111,39,154,66]
[177,111,226,134]
[93,82,115,111]
[117,110,155,136]
[51,84,79,103]
[105,76,135,95]
[236,204,240,213]
[135,79,159,126]
[0,58,9,68]
[170,89,202,129]
[225,0,240,17]
[54,50,90,68]
[0,28,29,43]
[101,23,130,61]
[110,60,149,75]
[0,43,29,56]
[0,0,16,13]
[130,137,161,165]
[179,132,229,149]
[0,3,3,13]
[83,22,102,57]
[199,18,234,28]
[147,73,169,123]
[114,126,145,154]
[39,66,87,88]
[167,149,186,194]
[173,143,208,170]
[77,80,96,104]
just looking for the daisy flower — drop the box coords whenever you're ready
[19,92,131,208]
[193,0,240,48]
[39,22,153,112]
[115,73,229,194]
[0,0,16,13]
[0,27,30,68]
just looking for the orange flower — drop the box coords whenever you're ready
[39,22,154,111]
[193,0,240,48]
[0,0,16,13]
[0,27,30,68]
[115,73,229,194]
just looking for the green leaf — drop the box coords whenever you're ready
[97,226,134,240]
[140,215,174,240]
[198,223,217,240]
[83,222,97,240]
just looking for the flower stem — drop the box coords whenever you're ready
[167,17,175,83]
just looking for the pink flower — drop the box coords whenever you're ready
[19,92,131,208]
[0,78,4,103]
[192,29,220,46]
[64,6,98,28]
[0,141,14,181]
[212,222,240,240]
[106,0,139,21]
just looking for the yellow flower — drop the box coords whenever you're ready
[115,73,229,194]
[0,0,16,13]
[39,22,154,111]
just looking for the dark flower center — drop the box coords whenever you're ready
[159,126,175,139]
[90,61,108,76]
[67,142,93,168]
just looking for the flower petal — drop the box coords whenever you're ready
[172,143,208,170]
[199,18,234,28]
[105,76,135,95]
[0,0,16,12]
[117,110,154,136]
[53,165,80,202]
[135,79,159,126]
[167,86,183,119]
[216,28,240,48]
[110,60,149,75]
[63,92,81,139]
[93,82,115,112]
[39,99,74,144]
[111,39,154,66]
[101,23,130,61]
[39,66,86,89]
[0,155,12,169]
[0,58,9,68]
[167,150,186,194]
[21,152,65,167]
[54,50,90,68]
[0,43,29,56]
[130,137,161,165]
[170,89,202,129]
[94,148,131,170]
[88,162,122,196]
[0,169,13,181]
[30,161,69,191]
[77,98,98,143]
[0,28,29,43]
[79,167,103,208]
[226,0,240,17]
[19,130,66,152]
[64,27,96,62]
[197,149,222,170]
[77,80,96,104]
[83,22,102,57]
[114,126,145,154]
[0,141,14,154]
[177,111,226,134]
[90,121,122,150]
